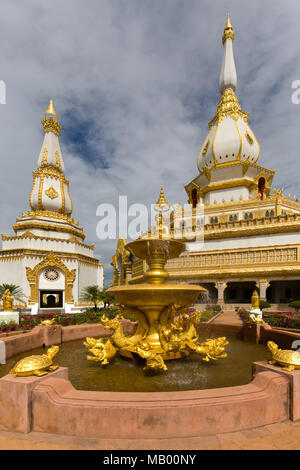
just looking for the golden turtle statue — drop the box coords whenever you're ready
[9,345,60,377]
[267,341,300,371]
[40,318,56,326]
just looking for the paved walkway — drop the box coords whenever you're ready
[210,308,243,325]
[1,420,300,450]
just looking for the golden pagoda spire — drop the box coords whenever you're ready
[45,99,57,117]
[155,185,169,212]
[42,99,61,137]
[222,12,235,44]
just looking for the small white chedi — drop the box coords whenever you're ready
[0,101,104,315]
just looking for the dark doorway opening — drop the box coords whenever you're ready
[40,290,63,309]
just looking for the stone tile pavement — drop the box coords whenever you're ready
[1,420,300,450]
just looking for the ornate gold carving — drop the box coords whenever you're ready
[2,231,93,249]
[41,148,48,166]
[66,180,73,215]
[222,29,234,44]
[34,166,66,180]
[25,210,76,225]
[202,140,210,156]
[42,117,61,137]
[13,221,85,240]
[38,175,45,210]
[29,173,36,210]
[208,89,248,129]
[26,252,76,304]
[60,178,65,213]
[55,150,62,171]
[45,186,59,200]
[245,131,254,146]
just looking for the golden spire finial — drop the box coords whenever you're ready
[155,185,169,212]
[225,12,232,29]
[222,12,234,44]
[45,99,57,117]
[42,99,61,137]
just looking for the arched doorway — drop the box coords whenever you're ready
[224,281,257,303]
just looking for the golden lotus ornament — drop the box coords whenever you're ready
[84,188,229,373]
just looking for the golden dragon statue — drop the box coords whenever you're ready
[83,304,228,372]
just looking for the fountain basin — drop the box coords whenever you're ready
[0,322,298,440]
[108,284,205,307]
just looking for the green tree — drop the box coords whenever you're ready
[0,284,26,304]
[80,285,104,310]
[289,300,300,312]
[101,290,115,308]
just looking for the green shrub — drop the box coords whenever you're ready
[289,300,300,312]
[259,300,271,310]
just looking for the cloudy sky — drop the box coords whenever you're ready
[0,0,300,285]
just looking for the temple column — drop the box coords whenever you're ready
[215,281,227,305]
[258,279,270,301]
[124,263,132,285]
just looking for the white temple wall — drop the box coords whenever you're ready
[2,238,94,257]
[205,186,249,205]
[188,231,300,252]
[76,262,103,301]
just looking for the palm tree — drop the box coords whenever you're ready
[101,290,115,308]
[0,284,26,304]
[80,285,104,310]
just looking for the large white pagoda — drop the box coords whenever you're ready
[0,100,103,314]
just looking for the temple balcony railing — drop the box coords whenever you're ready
[166,246,299,270]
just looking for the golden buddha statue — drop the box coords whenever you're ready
[3,289,13,312]
[251,290,260,310]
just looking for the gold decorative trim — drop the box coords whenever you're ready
[42,117,61,137]
[24,210,76,225]
[0,247,100,264]
[45,186,59,200]
[208,89,248,130]
[2,231,94,249]
[12,221,86,240]
[202,140,210,156]
[55,150,62,171]
[236,120,242,160]
[29,173,36,210]
[222,29,234,44]
[66,180,73,214]
[38,175,45,210]
[60,178,65,213]
[26,252,75,304]
[245,131,254,146]
[34,166,66,181]
[41,147,48,166]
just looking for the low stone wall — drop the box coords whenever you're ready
[0,320,137,363]
[242,323,300,348]
[0,367,289,438]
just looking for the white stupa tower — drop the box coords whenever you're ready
[0,100,103,314]
[185,13,274,208]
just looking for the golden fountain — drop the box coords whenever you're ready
[84,187,228,373]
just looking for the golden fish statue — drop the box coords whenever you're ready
[267,341,300,371]
[9,345,59,377]
[3,289,13,312]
